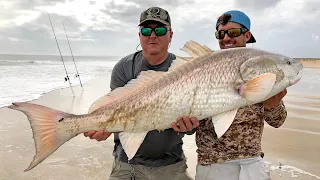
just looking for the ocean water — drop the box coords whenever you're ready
[288,67,320,95]
[0,54,119,108]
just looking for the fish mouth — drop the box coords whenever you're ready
[291,78,300,85]
[289,70,303,86]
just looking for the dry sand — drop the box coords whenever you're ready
[297,59,320,68]
[1,67,320,179]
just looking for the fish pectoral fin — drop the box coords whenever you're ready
[211,109,238,138]
[240,73,276,102]
[119,132,148,160]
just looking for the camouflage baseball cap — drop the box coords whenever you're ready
[138,7,171,26]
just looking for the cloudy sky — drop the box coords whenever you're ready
[0,0,319,58]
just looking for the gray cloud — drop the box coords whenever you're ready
[101,0,195,27]
[254,16,320,58]
[0,25,55,54]
[0,10,105,55]
[1,11,83,40]
[88,0,96,5]
[170,17,217,57]
[124,0,195,8]
[301,1,320,14]
[102,1,142,26]
[13,0,66,10]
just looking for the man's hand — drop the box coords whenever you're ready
[172,115,199,132]
[263,89,287,110]
[83,130,112,142]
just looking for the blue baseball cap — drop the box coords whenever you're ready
[216,10,256,43]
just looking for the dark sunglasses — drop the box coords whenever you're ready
[215,28,249,40]
[140,27,170,36]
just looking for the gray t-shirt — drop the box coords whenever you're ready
[110,51,186,167]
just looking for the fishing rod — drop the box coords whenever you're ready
[62,20,84,90]
[47,13,75,97]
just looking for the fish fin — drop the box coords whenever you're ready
[180,40,214,59]
[240,73,276,102]
[119,132,148,160]
[211,109,238,138]
[176,56,192,62]
[88,70,166,113]
[168,57,188,72]
[187,40,215,55]
[202,45,215,54]
[8,102,75,171]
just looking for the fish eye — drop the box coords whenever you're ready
[287,61,291,65]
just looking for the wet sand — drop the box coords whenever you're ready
[1,70,320,179]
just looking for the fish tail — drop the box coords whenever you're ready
[8,102,74,171]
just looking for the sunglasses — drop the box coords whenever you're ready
[215,28,249,40]
[140,27,170,36]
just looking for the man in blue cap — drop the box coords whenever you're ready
[215,10,256,49]
[195,10,288,180]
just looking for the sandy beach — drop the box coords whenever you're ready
[1,66,319,180]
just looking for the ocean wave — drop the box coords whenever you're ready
[0,59,120,66]
[270,164,320,179]
[0,60,61,66]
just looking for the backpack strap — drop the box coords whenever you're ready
[131,50,142,78]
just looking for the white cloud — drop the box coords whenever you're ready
[35,1,113,31]
[13,10,41,26]
[8,37,20,42]
[312,33,319,41]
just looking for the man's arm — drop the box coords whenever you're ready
[262,89,288,128]
[263,100,287,128]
